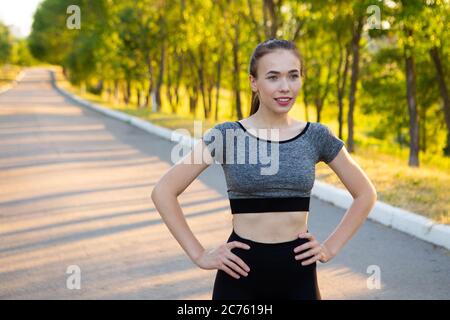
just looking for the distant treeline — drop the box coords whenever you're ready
[0,21,36,67]
[27,0,450,166]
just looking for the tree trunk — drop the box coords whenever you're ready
[198,45,209,118]
[404,29,420,167]
[247,0,263,43]
[429,46,450,156]
[315,100,322,123]
[145,55,154,109]
[337,42,350,139]
[155,40,165,112]
[347,16,363,153]
[303,69,309,122]
[264,0,279,38]
[166,53,174,113]
[114,79,119,105]
[207,83,213,119]
[189,83,198,116]
[214,48,223,121]
[232,20,243,119]
[124,79,131,105]
[421,107,427,152]
[137,86,141,108]
[173,54,183,114]
[314,57,333,123]
[96,79,104,95]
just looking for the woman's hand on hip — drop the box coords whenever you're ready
[194,241,251,279]
[293,232,335,265]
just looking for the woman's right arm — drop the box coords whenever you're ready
[151,139,251,279]
[151,140,213,263]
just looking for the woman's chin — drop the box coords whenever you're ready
[271,105,293,114]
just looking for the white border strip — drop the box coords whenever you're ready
[51,70,450,251]
[311,181,450,250]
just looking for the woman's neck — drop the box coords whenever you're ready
[251,107,292,128]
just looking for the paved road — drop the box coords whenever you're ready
[0,68,449,299]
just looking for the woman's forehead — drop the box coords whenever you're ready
[259,51,300,73]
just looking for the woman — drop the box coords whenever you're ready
[151,38,377,300]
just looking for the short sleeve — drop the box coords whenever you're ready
[201,123,225,163]
[316,123,345,164]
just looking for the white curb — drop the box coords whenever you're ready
[311,181,450,250]
[50,70,450,251]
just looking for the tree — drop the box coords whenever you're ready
[0,21,13,65]
[29,0,78,67]
[422,1,450,155]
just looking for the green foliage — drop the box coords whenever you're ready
[27,0,450,161]
[28,0,80,64]
[0,21,13,64]
[10,39,37,66]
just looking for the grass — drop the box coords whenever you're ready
[0,65,22,89]
[316,148,449,224]
[54,67,449,225]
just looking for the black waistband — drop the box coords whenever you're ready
[229,197,310,214]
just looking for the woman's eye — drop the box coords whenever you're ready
[268,75,299,80]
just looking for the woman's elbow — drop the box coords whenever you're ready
[151,186,166,220]
[356,184,377,204]
[364,187,377,204]
[151,186,157,201]
[151,181,177,203]
[369,183,378,202]
[151,181,165,204]
[364,186,378,213]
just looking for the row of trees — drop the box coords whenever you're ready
[0,21,35,67]
[28,0,449,167]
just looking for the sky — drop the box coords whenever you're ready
[0,0,44,38]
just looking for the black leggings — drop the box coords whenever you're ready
[212,229,321,300]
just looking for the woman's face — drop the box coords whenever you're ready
[249,49,302,114]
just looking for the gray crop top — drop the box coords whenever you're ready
[201,121,344,214]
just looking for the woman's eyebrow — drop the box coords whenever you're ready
[265,69,299,75]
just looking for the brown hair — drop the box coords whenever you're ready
[248,38,305,116]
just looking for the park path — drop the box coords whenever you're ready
[0,68,449,299]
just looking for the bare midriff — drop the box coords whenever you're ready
[232,211,309,243]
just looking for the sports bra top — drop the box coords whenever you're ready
[201,120,344,214]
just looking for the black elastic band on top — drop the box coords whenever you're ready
[235,121,310,143]
[229,196,310,214]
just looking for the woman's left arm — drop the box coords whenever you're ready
[320,146,377,259]
[294,146,378,265]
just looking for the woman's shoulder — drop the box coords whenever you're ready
[305,121,341,143]
[209,120,240,131]
[203,121,240,139]
[307,121,324,130]
[307,121,334,134]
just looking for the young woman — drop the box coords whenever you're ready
[151,38,377,300]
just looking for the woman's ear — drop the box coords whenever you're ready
[249,74,257,92]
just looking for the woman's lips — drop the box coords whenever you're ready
[274,98,292,106]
